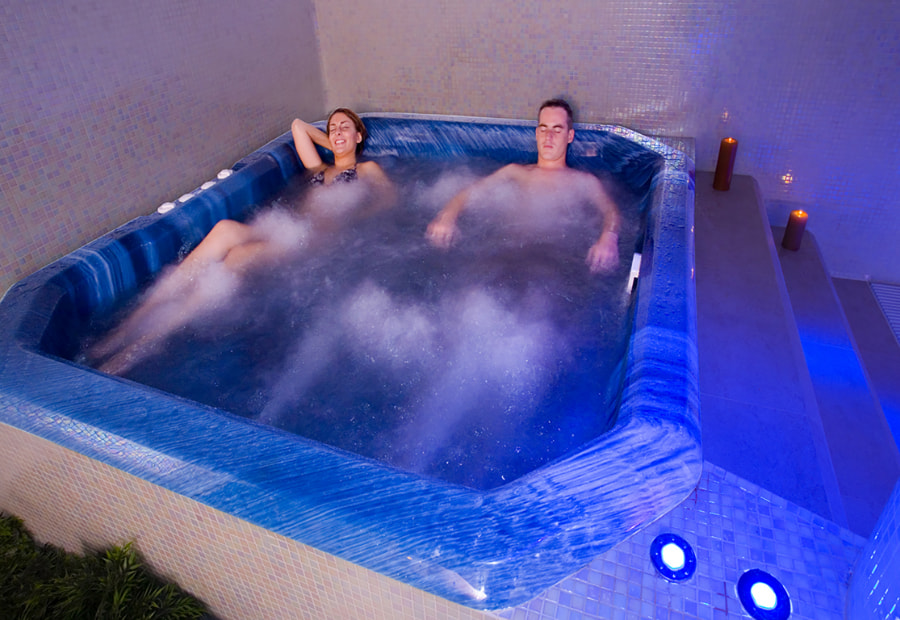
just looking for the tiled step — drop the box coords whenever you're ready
[870,282,900,341]
[773,228,900,536]
[835,278,900,450]
[694,172,846,527]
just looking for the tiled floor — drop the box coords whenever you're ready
[499,462,865,619]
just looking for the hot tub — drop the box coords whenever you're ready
[0,114,699,610]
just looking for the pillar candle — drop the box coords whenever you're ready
[781,210,808,251]
[713,138,738,191]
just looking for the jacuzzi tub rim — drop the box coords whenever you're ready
[0,114,699,610]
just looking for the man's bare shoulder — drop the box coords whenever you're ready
[491,163,533,181]
[560,167,609,194]
[563,166,602,182]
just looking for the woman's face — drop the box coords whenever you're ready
[327,112,362,157]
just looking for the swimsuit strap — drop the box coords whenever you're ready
[308,164,358,186]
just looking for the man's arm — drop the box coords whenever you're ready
[425,189,469,248]
[585,176,622,273]
[426,164,519,248]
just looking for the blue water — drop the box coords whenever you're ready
[85,156,645,490]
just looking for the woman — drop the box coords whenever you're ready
[173,108,390,277]
[293,108,389,187]
[88,108,391,374]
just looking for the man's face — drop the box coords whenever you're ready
[536,106,574,165]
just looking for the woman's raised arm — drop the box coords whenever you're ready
[291,118,330,170]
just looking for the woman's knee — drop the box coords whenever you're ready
[211,219,251,242]
[193,220,253,261]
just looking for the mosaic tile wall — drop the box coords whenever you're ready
[848,478,900,619]
[2,418,873,619]
[313,0,900,284]
[0,0,324,295]
[0,422,491,620]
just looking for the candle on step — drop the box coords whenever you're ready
[781,210,808,251]
[713,137,738,191]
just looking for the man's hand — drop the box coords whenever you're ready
[586,232,619,273]
[425,212,459,248]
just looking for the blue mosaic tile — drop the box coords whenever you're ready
[497,463,867,619]
[0,115,698,610]
[848,478,900,619]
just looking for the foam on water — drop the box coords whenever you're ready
[81,157,643,489]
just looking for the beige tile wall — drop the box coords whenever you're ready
[0,422,493,620]
[3,1,898,291]
[0,0,325,295]
[313,0,900,283]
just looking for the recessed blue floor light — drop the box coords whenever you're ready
[737,569,791,619]
[650,533,696,581]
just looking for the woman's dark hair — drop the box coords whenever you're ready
[327,108,368,155]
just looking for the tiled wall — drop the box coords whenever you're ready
[0,422,491,620]
[4,1,897,293]
[313,0,900,284]
[1,418,870,619]
[847,478,900,619]
[0,0,325,295]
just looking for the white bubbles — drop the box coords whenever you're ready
[258,319,341,427]
[191,261,242,309]
[450,287,559,390]
[341,281,436,368]
[416,169,480,214]
[303,178,371,224]
[99,159,634,486]
[250,209,312,253]
[240,163,630,482]
[465,170,602,247]
[372,285,567,474]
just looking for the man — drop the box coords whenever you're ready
[425,99,622,273]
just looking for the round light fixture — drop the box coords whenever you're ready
[650,533,696,581]
[737,569,790,619]
[661,542,685,570]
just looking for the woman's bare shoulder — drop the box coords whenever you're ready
[356,160,384,174]
[357,160,392,185]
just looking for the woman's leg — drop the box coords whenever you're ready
[88,219,264,372]
[179,219,262,269]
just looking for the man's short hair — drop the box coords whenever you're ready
[539,99,574,129]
